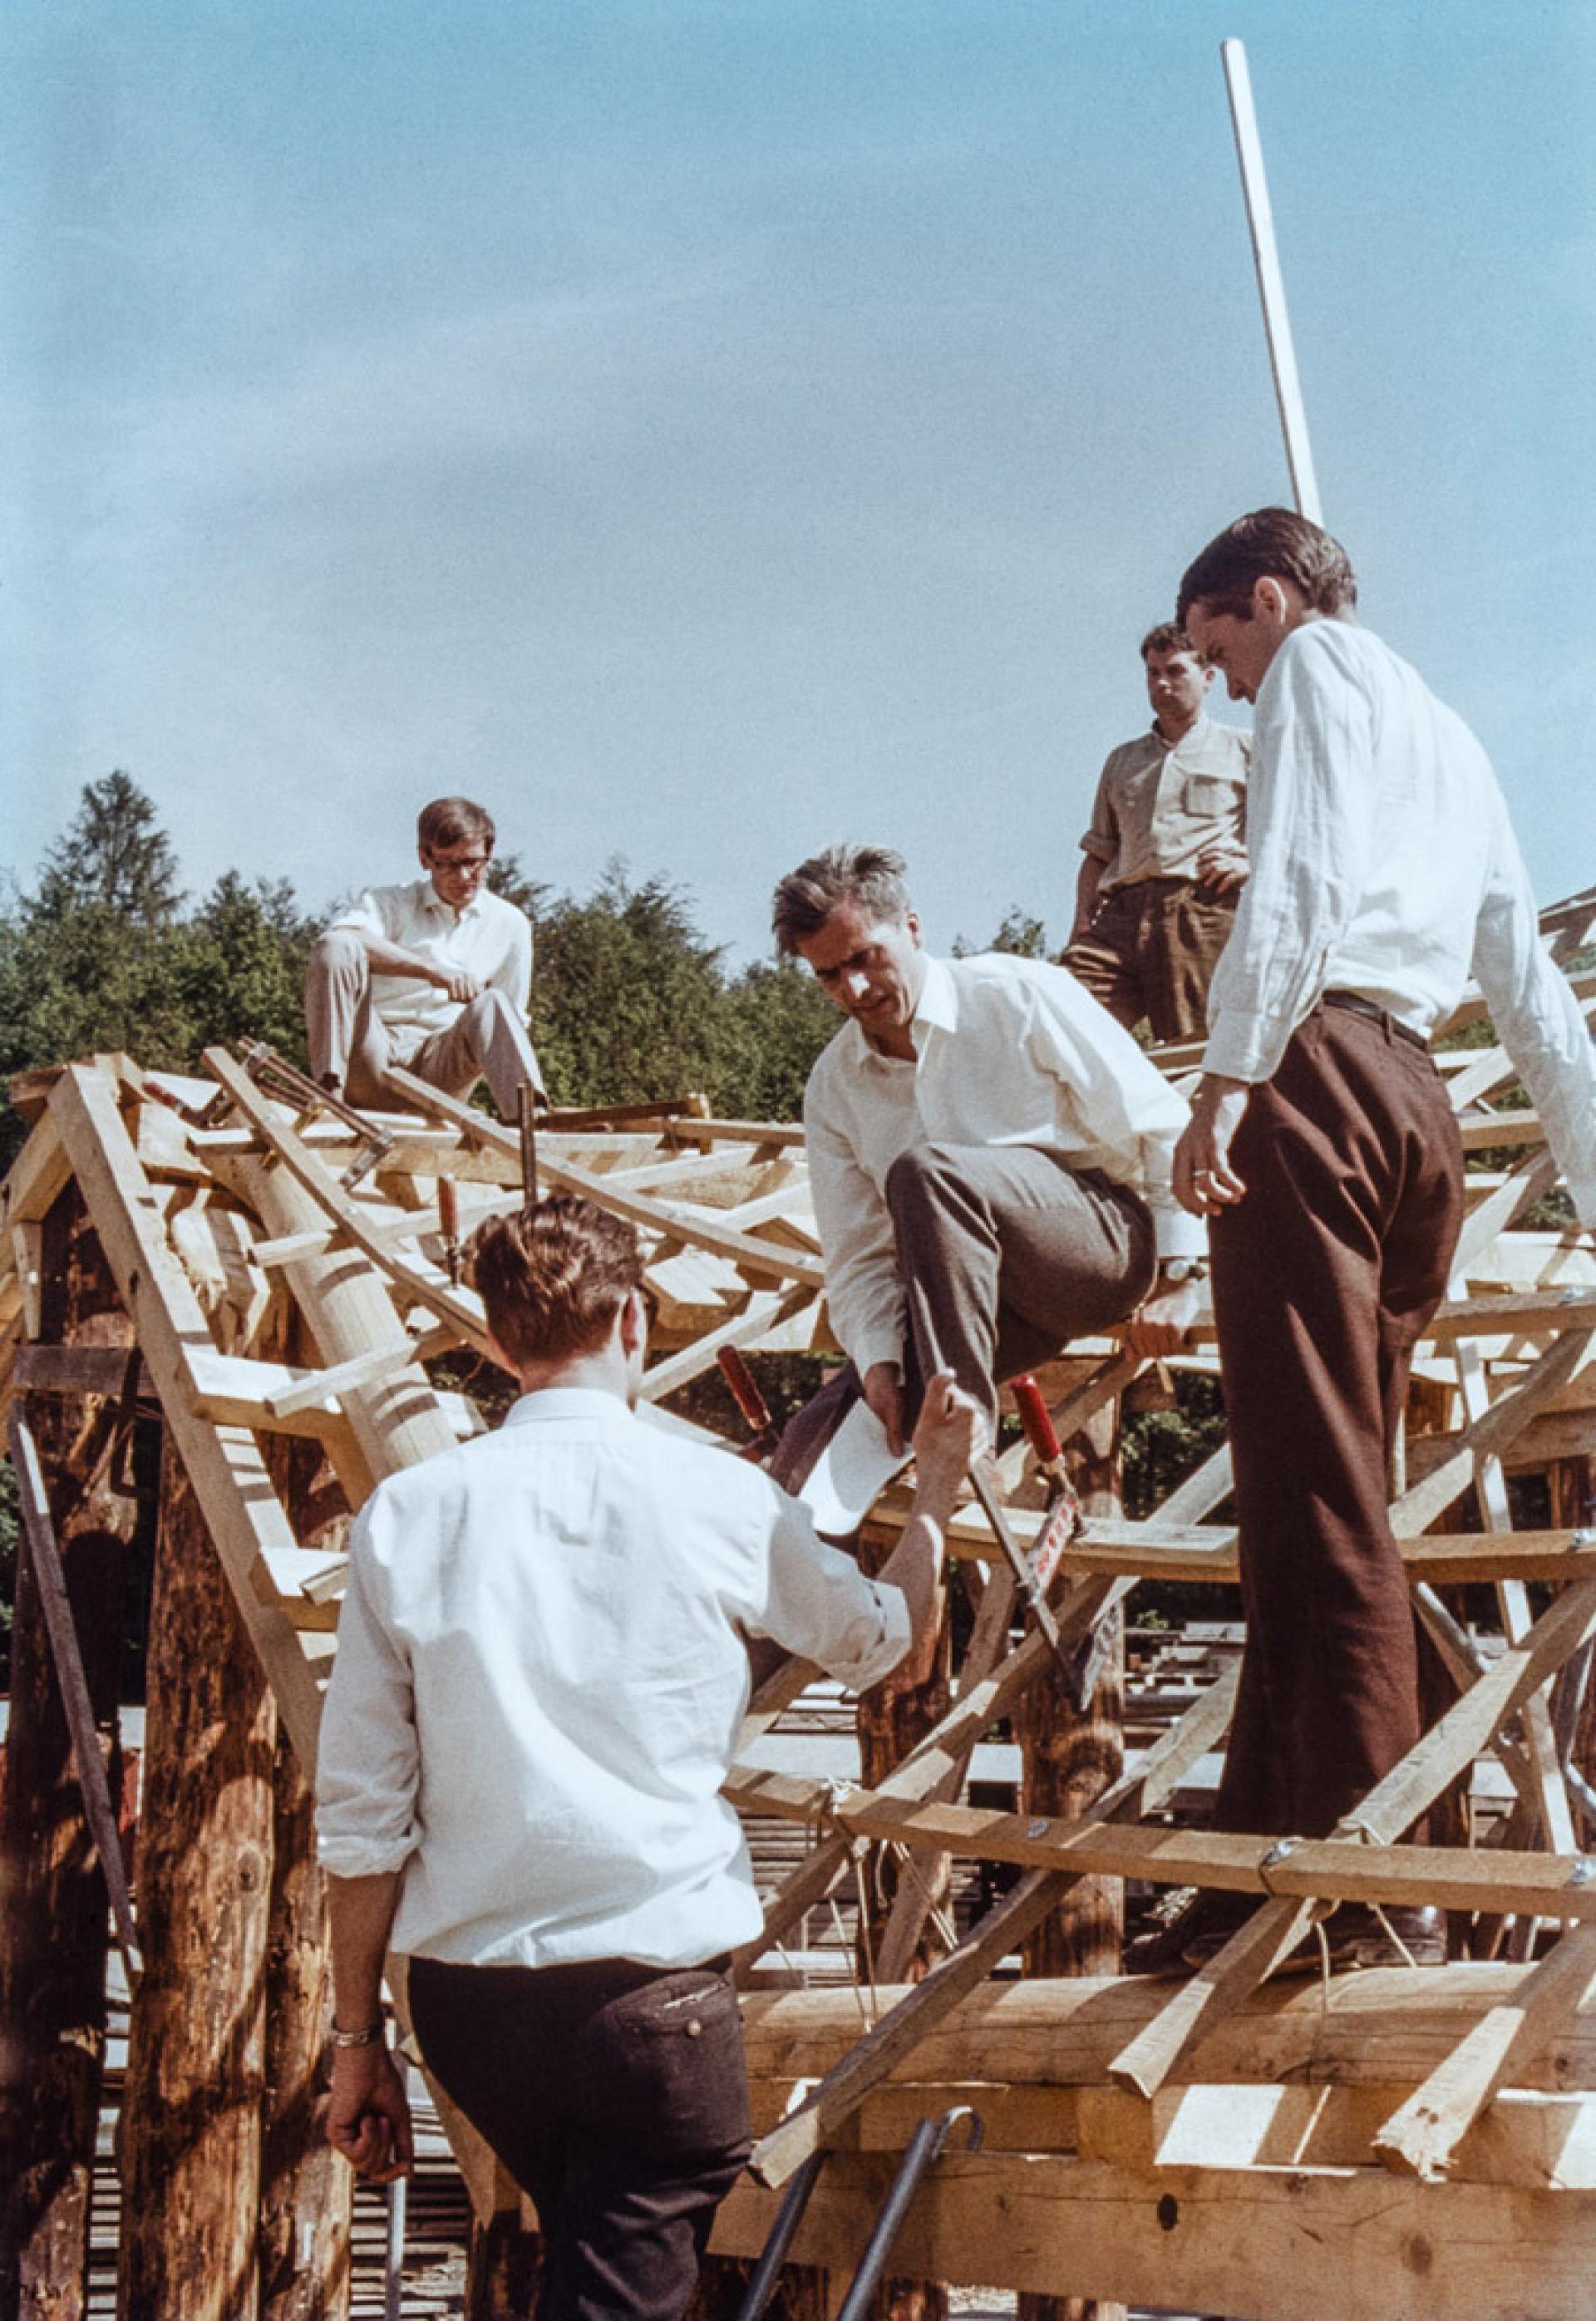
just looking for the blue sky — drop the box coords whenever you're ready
[3,1,1593,962]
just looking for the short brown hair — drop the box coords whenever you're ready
[468,1194,644,1367]
[1140,621,1202,663]
[417,797,496,855]
[1177,508,1357,626]
[771,845,912,958]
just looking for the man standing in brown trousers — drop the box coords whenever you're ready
[1062,623,1250,1044]
[1129,508,1596,1974]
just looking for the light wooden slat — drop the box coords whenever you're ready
[746,1658,1239,2185]
[1372,1924,1596,2183]
[382,1065,825,1287]
[47,1062,325,1767]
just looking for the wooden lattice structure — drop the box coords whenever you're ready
[2,881,1595,2320]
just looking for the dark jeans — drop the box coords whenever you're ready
[1209,1002,1465,1841]
[1063,875,1239,1043]
[408,1954,751,2321]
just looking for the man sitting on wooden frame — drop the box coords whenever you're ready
[773,843,1206,1464]
[304,795,547,1117]
[315,1190,980,2321]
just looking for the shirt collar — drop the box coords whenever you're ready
[414,875,487,924]
[503,1387,633,1428]
[843,950,954,1072]
[1150,712,1209,753]
[913,953,958,1041]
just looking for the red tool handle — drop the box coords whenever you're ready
[437,1177,460,1239]
[717,1347,773,1437]
[1011,1373,1063,1469]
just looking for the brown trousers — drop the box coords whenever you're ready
[1209,1003,1465,1841]
[1063,876,1239,1044]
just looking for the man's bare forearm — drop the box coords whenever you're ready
[328,1870,403,2033]
[356,931,449,984]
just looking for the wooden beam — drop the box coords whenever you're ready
[746,1663,1238,2184]
[713,2148,1596,2319]
[47,1063,325,1766]
[1372,1924,1596,2182]
[382,1064,825,1287]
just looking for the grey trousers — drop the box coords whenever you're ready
[885,1142,1157,1426]
[305,928,545,1118]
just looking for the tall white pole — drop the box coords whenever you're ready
[1220,38,1323,524]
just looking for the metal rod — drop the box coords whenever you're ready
[1220,38,1323,523]
[384,2051,411,2321]
[732,2149,829,2321]
[518,1082,539,1206]
[832,2108,983,2321]
[7,1408,142,1984]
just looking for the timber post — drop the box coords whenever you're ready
[257,1378,353,2321]
[1017,1397,1126,2321]
[854,1538,953,2321]
[116,1431,277,2321]
[0,1182,136,2321]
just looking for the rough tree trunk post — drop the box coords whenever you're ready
[256,1358,353,2321]
[0,1183,135,2321]
[1017,1401,1126,2321]
[116,1432,277,2321]
[854,1535,953,2321]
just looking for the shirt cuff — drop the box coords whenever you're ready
[1202,1007,1294,1085]
[1079,833,1116,862]
[832,1579,913,1694]
[313,1826,416,1881]
[1152,1208,1209,1263]
[849,1323,907,1380]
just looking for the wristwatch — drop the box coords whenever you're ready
[1158,1257,1209,1285]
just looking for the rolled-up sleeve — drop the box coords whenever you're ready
[1078,761,1118,863]
[314,1509,421,1880]
[1027,972,1206,1262]
[804,1082,907,1379]
[749,1491,912,1693]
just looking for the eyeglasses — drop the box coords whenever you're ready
[426,850,492,874]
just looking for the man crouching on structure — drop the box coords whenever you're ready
[773,844,1207,1452]
[315,1190,981,2320]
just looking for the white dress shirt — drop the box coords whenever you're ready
[803,951,1204,1379]
[1080,716,1250,889]
[314,1389,910,1969]
[331,878,533,1039]
[1203,621,1596,1227]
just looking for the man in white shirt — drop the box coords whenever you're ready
[317,1190,979,2321]
[772,845,1208,1455]
[1135,506,1596,1974]
[1062,623,1251,1043]
[305,796,546,1116]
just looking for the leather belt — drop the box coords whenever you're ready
[1320,989,1428,1053]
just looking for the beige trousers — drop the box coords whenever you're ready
[305,929,545,1117]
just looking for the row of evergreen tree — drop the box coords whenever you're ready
[0,771,924,1165]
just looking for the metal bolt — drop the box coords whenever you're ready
[1027,1818,1052,1840]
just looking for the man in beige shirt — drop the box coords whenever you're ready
[1062,623,1250,1043]
[305,796,546,1116]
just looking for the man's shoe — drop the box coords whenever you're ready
[1123,1887,1256,1975]
[1280,1902,1446,1974]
